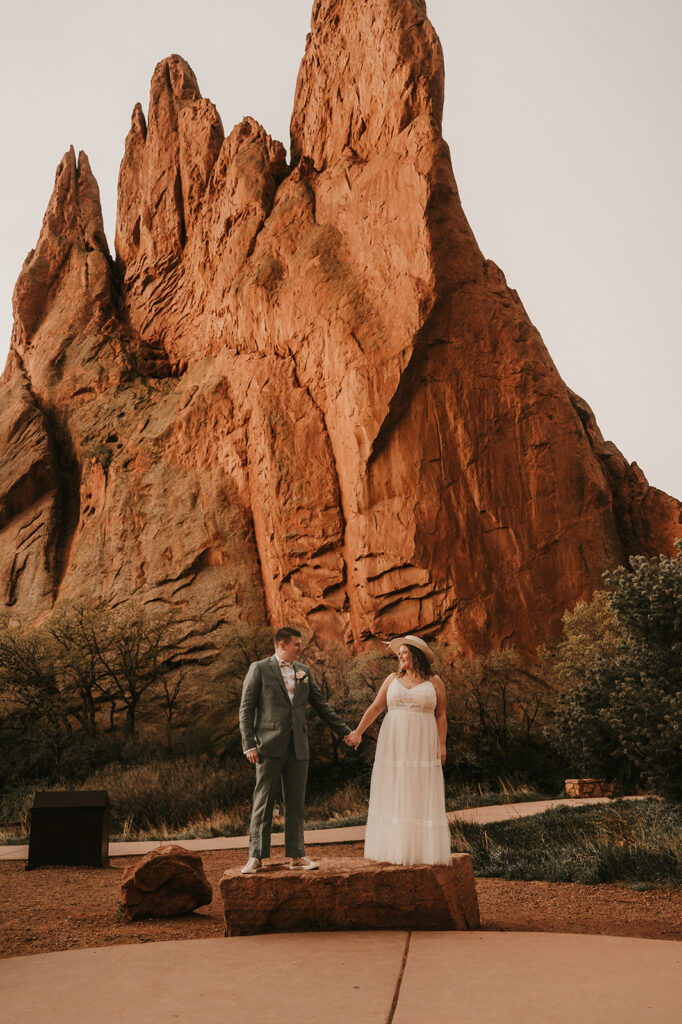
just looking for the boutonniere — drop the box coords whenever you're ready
[295,670,307,684]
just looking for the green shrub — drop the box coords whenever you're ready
[551,544,682,797]
[87,442,113,472]
[451,798,682,885]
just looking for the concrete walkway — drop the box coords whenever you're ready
[448,794,645,825]
[0,796,643,861]
[1,931,680,1024]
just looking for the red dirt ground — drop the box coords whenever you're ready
[2,842,680,960]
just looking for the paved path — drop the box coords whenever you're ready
[0,796,644,861]
[1,930,679,1024]
[448,794,645,825]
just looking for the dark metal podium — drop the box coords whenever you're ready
[27,790,110,869]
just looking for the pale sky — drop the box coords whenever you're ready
[1,0,680,498]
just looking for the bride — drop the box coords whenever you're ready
[345,635,451,866]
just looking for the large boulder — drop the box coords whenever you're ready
[220,854,480,935]
[121,844,213,921]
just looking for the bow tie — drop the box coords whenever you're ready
[279,660,294,668]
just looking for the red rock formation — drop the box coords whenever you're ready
[0,0,679,655]
[220,854,480,934]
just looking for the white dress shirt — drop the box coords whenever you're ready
[275,653,297,703]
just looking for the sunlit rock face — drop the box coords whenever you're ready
[0,0,679,654]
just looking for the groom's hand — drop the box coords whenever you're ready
[245,748,260,764]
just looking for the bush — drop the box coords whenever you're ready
[550,544,682,797]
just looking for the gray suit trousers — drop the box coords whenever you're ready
[249,733,308,859]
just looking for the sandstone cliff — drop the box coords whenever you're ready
[1,0,679,654]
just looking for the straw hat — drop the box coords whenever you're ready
[386,634,435,665]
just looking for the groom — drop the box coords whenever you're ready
[239,626,351,873]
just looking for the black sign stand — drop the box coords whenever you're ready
[27,790,110,870]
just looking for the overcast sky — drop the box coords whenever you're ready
[1,0,680,498]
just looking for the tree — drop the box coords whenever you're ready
[540,590,627,784]
[447,648,557,782]
[553,542,682,797]
[46,603,107,735]
[539,589,621,694]
[0,615,70,779]
[84,604,184,739]
[159,670,185,751]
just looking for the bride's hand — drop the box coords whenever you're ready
[345,730,362,748]
[440,744,446,765]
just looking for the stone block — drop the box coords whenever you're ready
[220,855,479,936]
[565,779,617,798]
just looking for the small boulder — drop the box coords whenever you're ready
[121,844,212,921]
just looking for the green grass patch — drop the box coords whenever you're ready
[451,798,682,886]
[445,778,556,811]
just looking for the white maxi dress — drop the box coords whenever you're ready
[363,675,451,865]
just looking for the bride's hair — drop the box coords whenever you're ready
[397,645,431,679]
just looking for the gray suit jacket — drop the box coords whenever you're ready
[239,655,350,759]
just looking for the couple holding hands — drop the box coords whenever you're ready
[239,626,451,874]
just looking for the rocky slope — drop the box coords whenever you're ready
[1,0,679,654]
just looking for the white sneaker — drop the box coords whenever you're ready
[289,856,319,870]
[240,857,262,874]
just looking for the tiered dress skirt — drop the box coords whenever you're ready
[364,692,451,866]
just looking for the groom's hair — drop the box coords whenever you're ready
[274,626,302,645]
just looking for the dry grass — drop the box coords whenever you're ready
[0,766,556,845]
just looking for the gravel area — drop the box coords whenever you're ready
[2,842,681,960]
